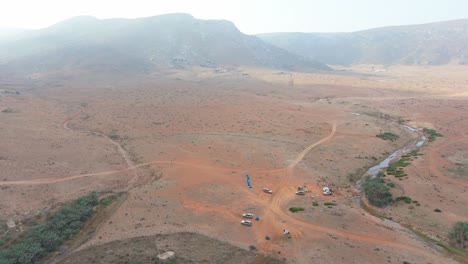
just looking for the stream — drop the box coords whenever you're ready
[355,124,426,205]
[367,125,426,177]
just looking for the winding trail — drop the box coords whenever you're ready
[62,109,83,131]
[287,123,336,169]
[0,122,337,186]
[63,108,138,189]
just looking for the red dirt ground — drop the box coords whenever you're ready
[1,65,467,263]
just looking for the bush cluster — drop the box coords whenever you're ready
[423,128,443,142]
[0,192,98,264]
[289,207,305,213]
[362,174,392,207]
[395,196,412,204]
[386,150,422,178]
[376,132,400,141]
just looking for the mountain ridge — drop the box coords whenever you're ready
[0,13,330,75]
[258,18,468,65]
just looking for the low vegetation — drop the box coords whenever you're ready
[449,221,468,249]
[376,132,400,141]
[312,202,319,206]
[423,128,443,142]
[386,150,422,178]
[289,207,305,213]
[108,130,120,141]
[406,225,468,261]
[347,172,360,183]
[100,194,118,206]
[1,107,14,113]
[395,196,412,204]
[362,174,392,207]
[0,192,98,264]
[397,117,409,125]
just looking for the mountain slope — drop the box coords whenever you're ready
[258,19,468,65]
[0,14,329,74]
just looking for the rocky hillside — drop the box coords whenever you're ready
[258,19,468,65]
[0,14,329,75]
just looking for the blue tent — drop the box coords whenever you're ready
[245,174,252,188]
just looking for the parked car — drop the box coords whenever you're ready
[242,213,254,218]
[241,220,252,226]
[263,188,273,194]
[323,187,332,195]
[296,190,305,195]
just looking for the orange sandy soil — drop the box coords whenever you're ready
[0,65,466,263]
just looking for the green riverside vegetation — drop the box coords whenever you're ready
[0,192,98,264]
[386,150,422,178]
[423,128,443,142]
[362,174,392,207]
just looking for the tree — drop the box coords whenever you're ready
[449,221,468,248]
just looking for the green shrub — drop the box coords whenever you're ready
[395,196,412,204]
[289,207,305,213]
[386,151,420,178]
[0,192,98,264]
[376,132,400,141]
[347,173,360,183]
[423,128,443,142]
[324,202,337,206]
[108,131,120,141]
[386,182,396,188]
[362,175,393,207]
[312,202,319,206]
[1,108,14,113]
[100,194,117,206]
[434,208,442,213]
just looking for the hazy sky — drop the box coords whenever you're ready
[1,0,468,34]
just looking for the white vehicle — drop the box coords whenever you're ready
[263,188,273,194]
[323,187,332,195]
[296,190,305,195]
[242,213,254,219]
[241,220,252,226]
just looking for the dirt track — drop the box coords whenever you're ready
[0,122,337,186]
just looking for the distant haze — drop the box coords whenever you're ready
[1,0,468,34]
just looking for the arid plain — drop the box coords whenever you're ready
[1,65,467,263]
